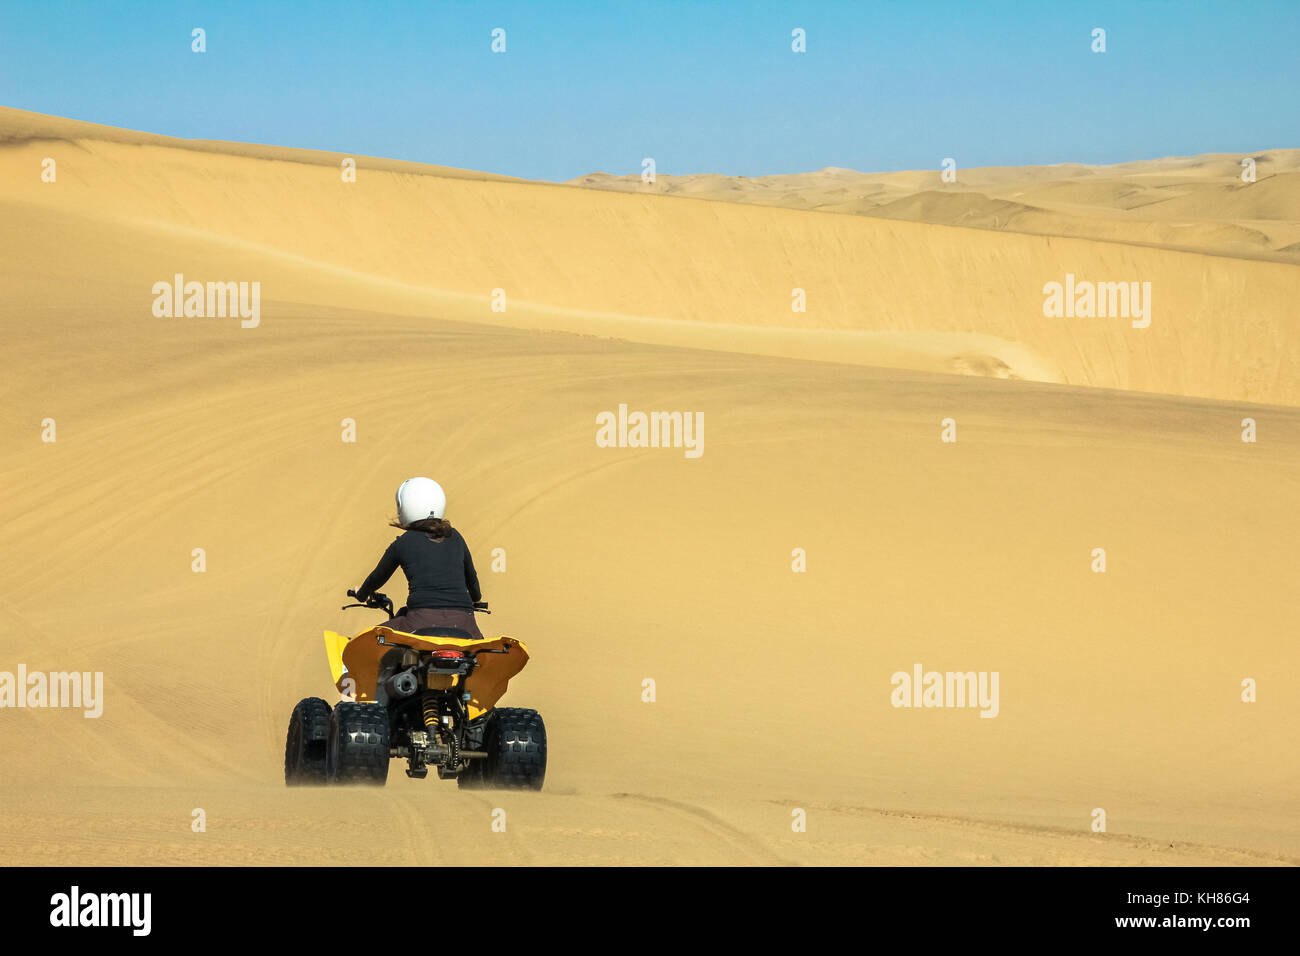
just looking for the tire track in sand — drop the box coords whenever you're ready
[612,792,794,865]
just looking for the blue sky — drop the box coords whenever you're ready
[1,0,1295,181]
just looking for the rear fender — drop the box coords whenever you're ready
[333,626,529,720]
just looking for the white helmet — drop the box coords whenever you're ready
[395,477,446,526]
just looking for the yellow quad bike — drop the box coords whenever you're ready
[284,591,546,790]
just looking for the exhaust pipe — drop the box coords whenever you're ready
[386,668,420,698]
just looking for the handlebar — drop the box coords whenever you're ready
[341,591,490,618]
[342,589,395,619]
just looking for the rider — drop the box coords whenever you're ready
[353,477,485,639]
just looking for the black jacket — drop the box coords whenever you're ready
[356,529,481,611]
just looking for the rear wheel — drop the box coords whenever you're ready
[327,702,390,785]
[461,707,546,791]
[284,697,331,786]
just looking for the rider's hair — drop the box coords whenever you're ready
[391,516,453,541]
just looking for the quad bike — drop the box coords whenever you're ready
[284,590,546,790]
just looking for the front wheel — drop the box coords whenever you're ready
[327,701,390,785]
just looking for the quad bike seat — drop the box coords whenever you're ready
[411,626,476,640]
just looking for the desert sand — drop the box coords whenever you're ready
[0,106,1296,865]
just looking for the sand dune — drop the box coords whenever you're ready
[1,108,1297,865]
[3,107,1297,406]
[571,151,1300,264]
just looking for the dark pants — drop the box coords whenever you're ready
[381,607,483,640]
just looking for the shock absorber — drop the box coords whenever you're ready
[423,694,458,771]
[422,694,440,731]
